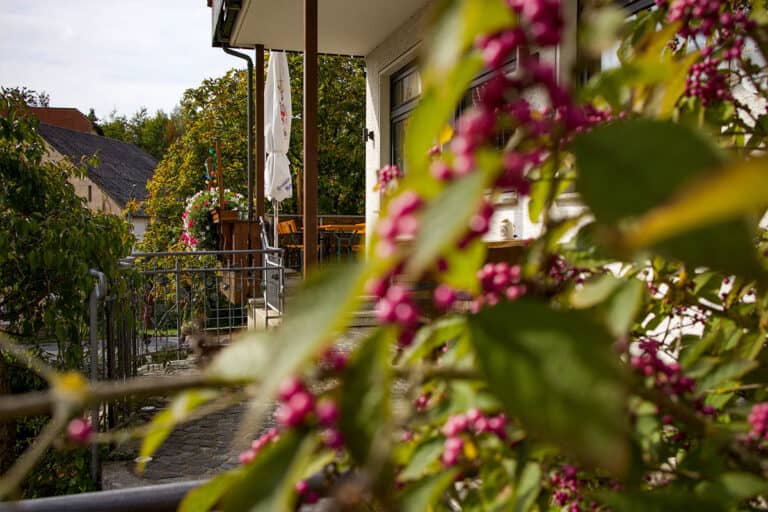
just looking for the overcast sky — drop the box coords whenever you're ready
[0,1,242,120]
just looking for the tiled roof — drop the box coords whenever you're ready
[39,123,157,209]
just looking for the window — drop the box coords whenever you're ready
[88,185,92,202]
[390,63,422,174]
[389,57,517,173]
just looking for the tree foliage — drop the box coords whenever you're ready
[0,90,133,363]
[141,55,366,251]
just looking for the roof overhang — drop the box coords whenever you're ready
[211,0,430,56]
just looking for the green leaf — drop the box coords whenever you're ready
[597,489,725,512]
[338,328,394,492]
[572,120,767,280]
[570,274,623,309]
[440,238,487,293]
[425,0,515,78]
[207,263,364,383]
[572,119,724,223]
[468,299,630,475]
[513,462,542,512]
[624,158,768,269]
[603,278,645,337]
[406,154,499,276]
[399,437,445,481]
[137,390,218,473]
[404,55,484,186]
[697,359,757,392]
[403,316,469,365]
[179,468,246,512]
[716,472,768,500]
[399,469,459,512]
[221,431,314,512]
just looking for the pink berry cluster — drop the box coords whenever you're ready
[547,255,589,287]
[414,392,431,413]
[655,0,755,106]
[747,402,768,443]
[373,283,421,347]
[375,190,424,259]
[471,262,527,312]
[441,409,508,467]
[550,465,583,511]
[631,339,696,397]
[274,377,344,450]
[295,479,319,505]
[66,417,92,445]
[377,164,403,191]
[239,428,280,464]
[630,339,716,418]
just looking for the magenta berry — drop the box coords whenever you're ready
[66,418,92,445]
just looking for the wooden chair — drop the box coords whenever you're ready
[277,220,303,270]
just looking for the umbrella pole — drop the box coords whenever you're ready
[273,199,279,249]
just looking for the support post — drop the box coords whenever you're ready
[88,269,106,489]
[255,45,266,225]
[303,0,319,275]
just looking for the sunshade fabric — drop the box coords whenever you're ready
[264,51,293,202]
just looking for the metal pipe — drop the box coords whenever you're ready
[0,479,205,512]
[87,269,106,489]
[222,45,255,250]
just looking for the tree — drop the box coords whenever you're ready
[97,108,179,160]
[141,54,366,251]
[0,90,133,363]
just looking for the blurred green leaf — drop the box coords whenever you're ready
[468,299,630,475]
[572,120,767,279]
[572,119,724,223]
[626,157,768,253]
[399,469,459,512]
[137,390,218,473]
[339,328,394,494]
[406,152,500,276]
[697,359,757,392]
[603,278,645,337]
[399,437,444,481]
[570,274,623,309]
[440,238,487,293]
[221,431,313,512]
[513,462,542,512]
[597,489,724,512]
[404,55,483,186]
[179,469,245,512]
[207,263,364,384]
[403,316,468,365]
[426,0,514,78]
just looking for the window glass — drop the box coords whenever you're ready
[392,71,422,109]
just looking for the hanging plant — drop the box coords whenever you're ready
[180,187,247,250]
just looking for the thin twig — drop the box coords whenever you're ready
[0,374,237,421]
[0,334,56,382]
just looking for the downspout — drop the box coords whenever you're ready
[222,46,255,249]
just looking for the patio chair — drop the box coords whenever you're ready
[278,220,303,270]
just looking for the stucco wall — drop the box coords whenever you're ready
[364,1,579,244]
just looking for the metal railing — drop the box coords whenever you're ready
[82,248,284,487]
[127,248,285,363]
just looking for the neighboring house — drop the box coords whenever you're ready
[28,106,96,134]
[38,122,157,242]
[209,0,654,248]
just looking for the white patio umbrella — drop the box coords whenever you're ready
[264,50,293,248]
